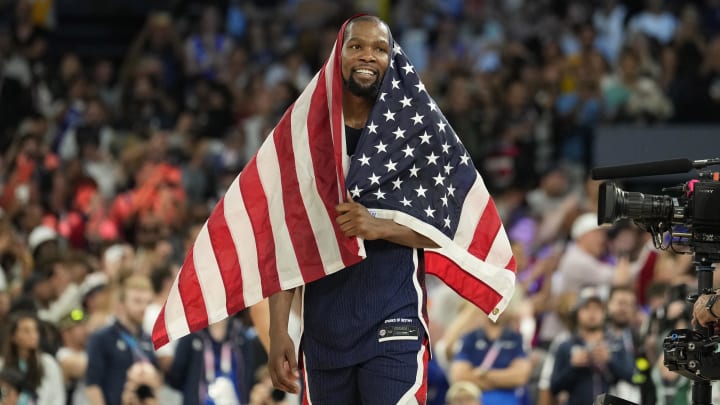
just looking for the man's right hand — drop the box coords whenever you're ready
[268,331,299,394]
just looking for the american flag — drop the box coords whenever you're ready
[152,16,516,349]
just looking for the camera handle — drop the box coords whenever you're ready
[690,256,716,405]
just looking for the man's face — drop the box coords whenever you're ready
[121,288,153,327]
[341,19,390,100]
[607,290,636,328]
[577,300,605,332]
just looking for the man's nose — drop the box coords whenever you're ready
[359,47,376,62]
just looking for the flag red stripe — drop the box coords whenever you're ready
[152,304,169,348]
[206,197,246,314]
[177,245,209,332]
[273,108,326,282]
[506,256,517,272]
[425,252,503,314]
[468,199,501,261]
[306,68,360,267]
[240,159,281,297]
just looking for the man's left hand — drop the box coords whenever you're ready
[335,198,385,240]
[693,294,718,327]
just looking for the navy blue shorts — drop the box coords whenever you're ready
[300,338,429,404]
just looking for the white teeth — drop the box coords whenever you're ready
[355,69,375,75]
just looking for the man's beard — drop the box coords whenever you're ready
[344,74,381,100]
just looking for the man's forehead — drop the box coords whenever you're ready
[344,19,390,43]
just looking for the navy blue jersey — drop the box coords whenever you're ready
[302,238,427,368]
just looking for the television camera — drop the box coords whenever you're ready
[592,157,720,405]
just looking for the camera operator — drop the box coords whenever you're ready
[121,362,161,405]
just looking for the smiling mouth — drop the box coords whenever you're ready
[353,68,377,79]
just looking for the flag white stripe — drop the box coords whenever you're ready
[397,344,425,405]
[193,224,229,323]
[164,272,189,342]
[290,75,349,272]
[255,135,304,289]
[411,248,430,345]
[485,223,513,268]
[224,175,263,306]
[453,174,489,248]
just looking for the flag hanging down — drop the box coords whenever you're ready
[152,15,516,350]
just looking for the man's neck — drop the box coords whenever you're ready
[343,91,373,129]
[485,324,503,341]
[579,328,604,343]
[117,315,139,335]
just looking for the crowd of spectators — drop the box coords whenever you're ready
[0,0,717,404]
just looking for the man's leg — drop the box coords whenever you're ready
[301,352,360,405]
[357,339,429,405]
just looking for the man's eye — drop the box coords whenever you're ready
[377,48,387,53]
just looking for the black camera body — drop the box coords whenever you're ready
[599,173,720,262]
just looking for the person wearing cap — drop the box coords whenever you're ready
[537,211,633,347]
[56,308,90,405]
[549,287,635,405]
[27,225,60,262]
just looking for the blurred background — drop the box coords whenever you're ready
[0,0,718,404]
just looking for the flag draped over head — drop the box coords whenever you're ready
[152,15,516,350]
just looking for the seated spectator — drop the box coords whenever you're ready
[601,47,673,124]
[0,311,65,405]
[449,304,531,405]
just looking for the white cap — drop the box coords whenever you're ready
[571,212,602,240]
[80,272,109,300]
[28,225,58,252]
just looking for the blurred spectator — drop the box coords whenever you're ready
[1,311,65,405]
[449,305,531,405]
[628,0,678,45]
[537,212,632,345]
[593,0,628,65]
[601,47,673,124]
[166,316,267,405]
[184,6,233,80]
[549,287,634,405]
[56,308,90,405]
[605,285,646,404]
[0,367,29,405]
[85,274,156,405]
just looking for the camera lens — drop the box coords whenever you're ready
[271,388,286,401]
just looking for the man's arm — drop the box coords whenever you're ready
[480,357,533,389]
[86,386,106,405]
[249,298,270,352]
[268,289,299,394]
[335,197,439,248]
[85,332,107,405]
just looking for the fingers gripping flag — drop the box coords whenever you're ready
[153,15,516,349]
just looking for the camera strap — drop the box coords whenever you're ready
[118,329,150,363]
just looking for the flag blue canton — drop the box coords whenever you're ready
[346,43,476,238]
